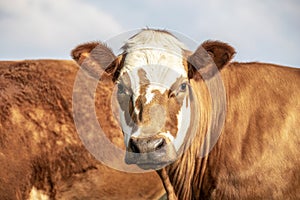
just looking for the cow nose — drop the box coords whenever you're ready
[129,137,166,153]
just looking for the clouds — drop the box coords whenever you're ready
[189,0,300,65]
[0,0,299,67]
[127,0,300,66]
[0,0,123,59]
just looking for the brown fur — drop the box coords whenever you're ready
[164,61,300,199]
[116,67,185,139]
[0,60,164,199]
[188,41,235,80]
[71,42,118,79]
[201,40,235,68]
[158,41,300,199]
[70,31,300,199]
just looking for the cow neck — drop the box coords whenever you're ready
[157,78,222,199]
[163,125,210,200]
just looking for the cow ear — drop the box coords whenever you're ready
[187,41,235,80]
[71,42,120,80]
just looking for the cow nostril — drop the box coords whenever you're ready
[129,137,166,153]
[154,138,166,151]
[129,138,140,153]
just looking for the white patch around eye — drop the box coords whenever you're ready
[174,96,191,151]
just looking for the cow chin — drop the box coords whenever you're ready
[125,144,178,170]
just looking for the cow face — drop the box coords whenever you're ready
[114,30,200,169]
[117,71,193,169]
[72,29,235,170]
[116,59,196,169]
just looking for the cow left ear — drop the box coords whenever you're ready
[187,41,235,80]
[71,42,121,80]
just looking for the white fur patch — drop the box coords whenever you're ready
[120,110,133,147]
[145,86,155,104]
[122,29,187,57]
[174,96,191,150]
[119,29,189,109]
[28,187,49,200]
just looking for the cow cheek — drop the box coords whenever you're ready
[117,95,133,125]
[164,99,181,137]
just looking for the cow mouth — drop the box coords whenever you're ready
[124,148,177,170]
[126,156,175,170]
[136,161,172,170]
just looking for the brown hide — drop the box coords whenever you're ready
[70,34,300,199]
[0,60,164,200]
[164,62,300,199]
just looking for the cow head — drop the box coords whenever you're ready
[72,29,235,170]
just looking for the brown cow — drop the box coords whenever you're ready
[72,29,300,199]
[0,60,165,199]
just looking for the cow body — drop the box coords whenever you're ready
[71,29,300,199]
[0,60,164,199]
[165,62,300,199]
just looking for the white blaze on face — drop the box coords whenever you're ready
[121,30,187,106]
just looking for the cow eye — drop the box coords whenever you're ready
[117,84,126,94]
[179,83,187,92]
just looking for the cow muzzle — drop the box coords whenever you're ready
[129,137,165,153]
[125,135,177,169]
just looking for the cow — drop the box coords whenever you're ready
[0,60,165,199]
[71,29,300,199]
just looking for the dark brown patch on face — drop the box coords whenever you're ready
[164,94,181,137]
[165,77,189,138]
[137,90,168,134]
[135,69,150,118]
[134,75,189,139]
[112,54,127,82]
[137,69,150,87]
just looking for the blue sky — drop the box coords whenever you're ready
[0,0,299,67]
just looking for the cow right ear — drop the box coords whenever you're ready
[71,42,120,80]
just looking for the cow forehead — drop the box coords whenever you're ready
[118,29,188,89]
[122,49,186,75]
[120,50,187,92]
